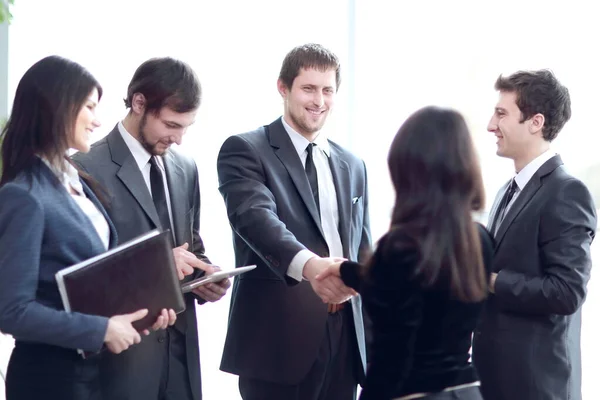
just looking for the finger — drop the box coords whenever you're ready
[126,308,149,322]
[151,315,165,331]
[193,286,221,302]
[142,329,150,336]
[133,332,142,345]
[314,270,332,281]
[160,309,169,329]
[168,309,177,325]
[175,242,189,251]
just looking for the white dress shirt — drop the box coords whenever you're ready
[118,121,175,238]
[43,158,110,250]
[504,149,557,215]
[281,117,344,282]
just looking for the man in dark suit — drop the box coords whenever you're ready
[472,70,597,400]
[217,44,372,400]
[73,57,230,400]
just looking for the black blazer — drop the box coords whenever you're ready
[473,155,597,400]
[73,126,209,400]
[340,223,494,399]
[217,118,372,385]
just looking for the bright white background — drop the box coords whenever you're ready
[1,1,599,399]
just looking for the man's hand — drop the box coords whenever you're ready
[490,272,498,293]
[192,274,231,303]
[173,243,213,280]
[303,257,356,304]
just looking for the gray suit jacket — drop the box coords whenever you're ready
[0,159,117,351]
[217,118,372,385]
[73,125,208,400]
[473,155,597,400]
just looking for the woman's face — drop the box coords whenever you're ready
[70,88,101,153]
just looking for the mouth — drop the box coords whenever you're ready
[306,108,325,116]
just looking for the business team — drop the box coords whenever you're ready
[0,43,596,400]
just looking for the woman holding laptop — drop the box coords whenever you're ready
[0,56,174,400]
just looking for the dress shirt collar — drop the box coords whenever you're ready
[514,149,556,190]
[118,121,154,170]
[281,116,331,158]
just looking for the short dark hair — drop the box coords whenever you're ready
[386,106,487,302]
[278,43,341,91]
[124,57,201,114]
[1,55,102,185]
[495,69,571,141]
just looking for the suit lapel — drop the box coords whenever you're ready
[163,151,187,246]
[107,127,162,229]
[328,147,351,258]
[80,179,119,248]
[494,155,564,249]
[267,119,325,239]
[487,180,509,229]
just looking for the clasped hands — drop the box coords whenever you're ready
[303,256,357,304]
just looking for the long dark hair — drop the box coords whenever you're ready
[387,106,487,302]
[0,55,102,185]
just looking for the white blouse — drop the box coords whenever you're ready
[44,158,110,250]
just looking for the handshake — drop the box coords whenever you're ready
[303,256,357,304]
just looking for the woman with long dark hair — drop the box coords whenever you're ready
[317,106,494,399]
[0,56,173,400]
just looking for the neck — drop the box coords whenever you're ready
[122,113,142,141]
[514,142,550,172]
[282,115,319,142]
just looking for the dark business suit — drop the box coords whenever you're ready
[73,125,207,400]
[0,159,117,400]
[472,155,597,400]
[217,118,371,399]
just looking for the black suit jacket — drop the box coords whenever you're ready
[473,155,597,400]
[72,126,208,400]
[217,118,372,385]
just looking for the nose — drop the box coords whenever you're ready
[171,129,185,146]
[92,118,101,129]
[312,91,324,108]
[487,116,497,133]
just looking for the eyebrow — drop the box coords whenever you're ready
[495,107,507,113]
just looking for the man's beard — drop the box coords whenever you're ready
[138,112,165,156]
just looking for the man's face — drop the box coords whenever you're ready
[487,91,536,161]
[278,67,337,138]
[138,107,197,155]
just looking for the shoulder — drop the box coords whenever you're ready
[328,140,365,167]
[0,176,44,215]
[167,147,197,172]
[72,137,110,171]
[370,229,419,281]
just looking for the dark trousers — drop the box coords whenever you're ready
[239,308,358,400]
[100,326,194,400]
[419,386,483,400]
[6,341,101,400]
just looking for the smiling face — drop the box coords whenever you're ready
[487,90,547,170]
[278,67,336,141]
[71,88,101,153]
[137,107,197,156]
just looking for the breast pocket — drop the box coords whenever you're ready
[350,196,364,249]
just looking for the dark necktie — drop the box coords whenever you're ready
[490,178,517,236]
[305,143,320,217]
[149,156,172,234]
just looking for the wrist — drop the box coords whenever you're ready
[302,256,319,281]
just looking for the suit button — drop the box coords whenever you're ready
[158,337,165,343]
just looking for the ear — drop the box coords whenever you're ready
[277,79,289,99]
[131,93,146,115]
[529,113,545,135]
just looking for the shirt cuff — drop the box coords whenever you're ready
[287,249,317,282]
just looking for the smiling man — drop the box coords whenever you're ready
[73,57,230,400]
[472,70,597,400]
[217,44,372,400]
